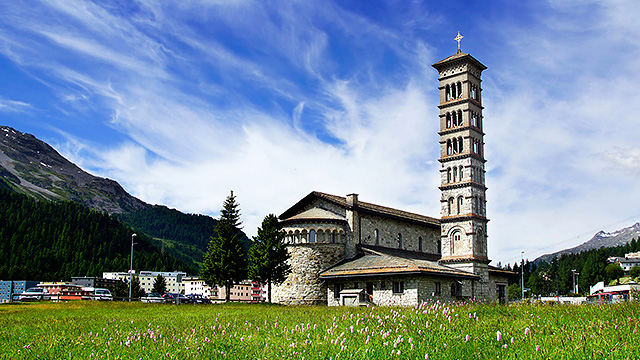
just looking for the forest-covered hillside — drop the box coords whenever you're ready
[0,189,197,281]
[117,206,252,266]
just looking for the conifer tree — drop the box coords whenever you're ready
[200,191,247,302]
[152,274,167,294]
[248,214,290,303]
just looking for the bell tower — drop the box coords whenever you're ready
[432,33,490,297]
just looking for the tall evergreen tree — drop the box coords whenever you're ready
[152,274,167,294]
[200,191,247,302]
[248,214,290,303]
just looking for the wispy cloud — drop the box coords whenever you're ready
[0,98,32,113]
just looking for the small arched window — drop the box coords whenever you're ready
[418,237,423,251]
[397,233,402,249]
[447,168,452,183]
[457,110,463,126]
[375,229,379,245]
[453,167,457,182]
[457,196,463,214]
[309,230,316,243]
[446,84,451,101]
[446,140,452,155]
[446,113,451,128]
[459,166,464,181]
[452,231,462,254]
[437,239,442,254]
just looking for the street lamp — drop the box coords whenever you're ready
[129,233,137,301]
[571,269,580,294]
[521,251,525,300]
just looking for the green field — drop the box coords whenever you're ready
[1,301,638,359]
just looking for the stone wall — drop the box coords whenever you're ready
[357,213,440,254]
[326,275,462,306]
[272,243,345,305]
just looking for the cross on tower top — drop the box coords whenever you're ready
[454,31,463,52]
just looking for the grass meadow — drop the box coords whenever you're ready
[1,301,638,359]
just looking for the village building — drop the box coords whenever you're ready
[272,43,511,306]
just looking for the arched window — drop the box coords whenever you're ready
[375,229,379,245]
[330,231,336,243]
[457,196,463,214]
[446,84,451,101]
[451,230,462,255]
[459,166,464,181]
[448,198,454,215]
[446,113,451,128]
[457,110,462,126]
[457,82,462,98]
[309,230,316,243]
[453,167,457,182]
[397,233,402,249]
[458,137,463,153]
[437,239,442,254]
[452,111,457,127]
[476,229,484,254]
[447,140,452,155]
[418,237,423,251]
[447,168,451,183]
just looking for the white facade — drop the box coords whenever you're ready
[103,271,187,294]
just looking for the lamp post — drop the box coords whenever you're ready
[128,233,137,301]
[521,251,525,300]
[572,269,580,294]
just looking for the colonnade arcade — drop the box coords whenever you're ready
[283,225,346,244]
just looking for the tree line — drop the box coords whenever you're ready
[0,189,197,281]
[504,237,640,298]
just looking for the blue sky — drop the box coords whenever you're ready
[2,0,640,266]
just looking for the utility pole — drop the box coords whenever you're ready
[129,233,137,301]
[521,251,525,300]
[571,269,577,294]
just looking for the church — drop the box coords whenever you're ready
[272,41,511,306]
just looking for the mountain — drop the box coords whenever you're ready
[0,125,250,267]
[535,222,640,263]
[0,125,147,214]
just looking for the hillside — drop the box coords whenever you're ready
[535,222,640,263]
[0,189,197,281]
[0,125,249,267]
[0,126,147,214]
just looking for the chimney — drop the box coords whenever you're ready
[346,193,359,206]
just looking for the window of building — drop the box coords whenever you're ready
[353,282,358,289]
[457,196,463,214]
[435,282,441,295]
[380,281,386,290]
[397,233,402,249]
[459,166,464,181]
[448,197,454,215]
[446,113,451,128]
[375,229,379,245]
[333,283,342,299]
[452,167,457,182]
[393,281,404,294]
[418,237,423,251]
[447,168,451,183]
[437,239,442,254]
[309,230,316,243]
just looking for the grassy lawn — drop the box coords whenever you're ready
[1,301,638,359]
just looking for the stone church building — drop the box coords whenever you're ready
[272,48,511,306]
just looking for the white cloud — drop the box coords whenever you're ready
[0,98,31,113]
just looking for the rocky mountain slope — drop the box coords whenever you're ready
[536,222,640,263]
[0,125,147,214]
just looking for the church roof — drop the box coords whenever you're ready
[432,50,487,71]
[282,207,346,222]
[279,191,440,228]
[319,245,479,280]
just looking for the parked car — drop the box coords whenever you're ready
[18,287,51,301]
[187,294,212,304]
[93,288,113,301]
[162,293,190,304]
[141,293,164,303]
